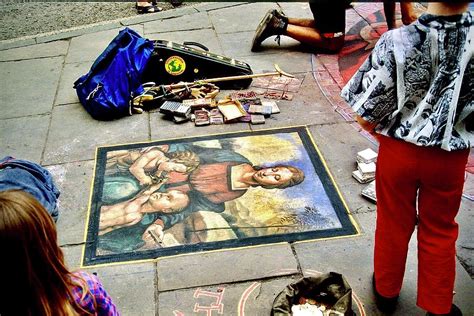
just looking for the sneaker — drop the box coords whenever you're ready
[272,8,287,22]
[426,304,463,316]
[372,273,399,313]
[251,9,288,52]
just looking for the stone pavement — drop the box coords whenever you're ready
[0,2,473,315]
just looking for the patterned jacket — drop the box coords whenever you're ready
[341,12,473,151]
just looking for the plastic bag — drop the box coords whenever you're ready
[271,272,355,316]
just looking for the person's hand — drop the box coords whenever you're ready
[139,176,154,187]
[141,223,164,248]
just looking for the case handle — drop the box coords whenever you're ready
[183,41,209,52]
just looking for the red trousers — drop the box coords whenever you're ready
[374,136,469,314]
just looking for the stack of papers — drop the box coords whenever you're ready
[352,170,374,184]
[353,148,378,203]
[361,181,376,203]
[356,148,378,164]
[354,161,376,183]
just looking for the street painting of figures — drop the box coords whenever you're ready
[83,127,357,266]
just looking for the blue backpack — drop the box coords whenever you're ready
[74,28,154,120]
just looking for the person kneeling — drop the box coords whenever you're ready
[251,0,347,53]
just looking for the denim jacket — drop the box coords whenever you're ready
[0,156,60,221]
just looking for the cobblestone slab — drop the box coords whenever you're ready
[144,11,212,34]
[55,62,91,106]
[62,244,84,270]
[43,103,149,165]
[0,57,62,119]
[241,52,311,75]
[158,276,298,315]
[86,263,156,316]
[66,27,132,64]
[0,40,68,62]
[157,243,297,291]
[47,160,95,246]
[209,2,275,34]
[0,115,50,163]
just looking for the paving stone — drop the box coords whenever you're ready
[0,57,62,119]
[456,199,474,277]
[451,262,474,316]
[278,2,313,20]
[219,31,302,58]
[84,263,156,316]
[62,244,84,270]
[55,62,90,106]
[66,26,142,64]
[248,74,345,130]
[43,103,149,165]
[210,2,275,34]
[157,243,297,291]
[0,37,36,51]
[146,28,222,54]
[194,2,243,12]
[337,181,376,235]
[144,11,212,34]
[36,22,123,45]
[219,31,257,58]
[158,276,298,315]
[0,40,69,61]
[122,6,198,26]
[305,123,378,225]
[0,115,49,163]
[306,123,377,178]
[241,52,311,75]
[47,160,95,246]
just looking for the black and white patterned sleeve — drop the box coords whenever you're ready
[341,32,397,123]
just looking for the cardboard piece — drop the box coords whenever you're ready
[217,100,246,120]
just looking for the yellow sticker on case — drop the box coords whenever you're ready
[165,56,186,76]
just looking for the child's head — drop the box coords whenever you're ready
[147,189,190,214]
[0,190,80,315]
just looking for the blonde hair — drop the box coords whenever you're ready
[0,190,93,315]
[167,150,200,173]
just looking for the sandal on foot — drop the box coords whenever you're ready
[137,4,162,14]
